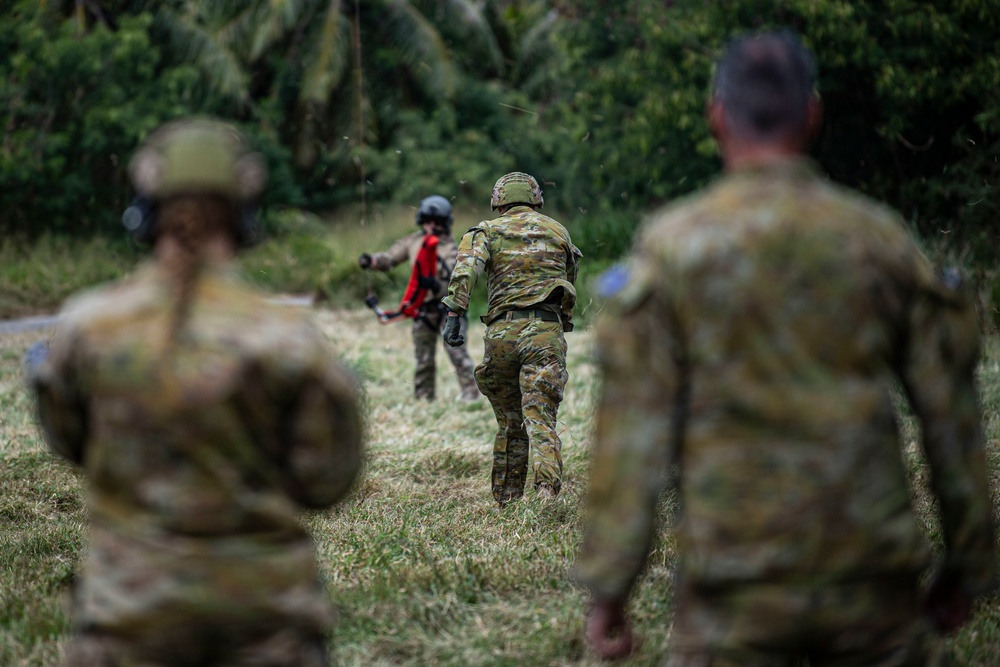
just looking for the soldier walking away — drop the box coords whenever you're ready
[441,172,583,506]
[575,31,997,665]
[359,195,479,401]
[26,118,363,667]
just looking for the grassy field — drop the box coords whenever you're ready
[0,204,618,324]
[1,296,999,665]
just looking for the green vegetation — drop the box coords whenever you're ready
[1,311,998,665]
[3,1,998,257]
[1,1,998,664]
[0,204,619,321]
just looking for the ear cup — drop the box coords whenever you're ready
[122,197,158,245]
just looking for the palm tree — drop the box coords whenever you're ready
[146,0,503,167]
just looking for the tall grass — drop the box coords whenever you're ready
[1,305,998,665]
[0,235,140,319]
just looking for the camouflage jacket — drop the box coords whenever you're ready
[575,158,996,601]
[370,230,458,302]
[31,259,363,636]
[441,206,582,331]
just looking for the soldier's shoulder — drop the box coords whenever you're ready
[459,219,492,237]
[816,178,906,226]
[397,230,425,246]
[58,268,159,334]
[638,188,719,251]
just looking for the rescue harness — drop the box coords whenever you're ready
[365,233,447,327]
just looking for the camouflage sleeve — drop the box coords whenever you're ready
[897,260,997,597]
[30,324,89,465]
[280,338,364,509]
[574,258,685,601]
[567,244,583,286]
[441,225,490,315]
[371,233,417,271]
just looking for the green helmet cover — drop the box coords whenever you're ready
[491,172,543,210]
[128,118,266,203]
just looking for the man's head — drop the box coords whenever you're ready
[708,30,821,161]
[491,172,544,211]
[416,195,453,233]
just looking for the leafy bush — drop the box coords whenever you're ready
[0,10,203,235]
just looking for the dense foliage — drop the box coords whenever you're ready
[1,0,998,267]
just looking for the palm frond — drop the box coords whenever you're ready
[381,0,456,98]
[518,7,559,64]
[154,6,251,102]
[299,1,351,105]
[439,0,505,73]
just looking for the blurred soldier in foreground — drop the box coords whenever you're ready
[27,118,363,667]
[358,195,479,401]
[442,172,582,505]
[576,31,997,665]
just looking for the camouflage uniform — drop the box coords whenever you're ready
[31,260,363,667]
[442,205,583,503]
[575,158,996,665]
[370,230,478,400]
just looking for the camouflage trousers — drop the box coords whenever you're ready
[63,627,330,667]
[667,576,946,667]
[413,312,478,401]
[475,318,568,504]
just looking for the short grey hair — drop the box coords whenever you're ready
[711,30,818,141]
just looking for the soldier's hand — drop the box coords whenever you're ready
[585,598,634,661]
[358,253,373,269]
[442,314,465,347]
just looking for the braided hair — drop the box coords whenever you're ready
[157,194,240,348]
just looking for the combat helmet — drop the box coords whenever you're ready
[416,195,453,229]
[124,118,266,246]
[491,172,543,211]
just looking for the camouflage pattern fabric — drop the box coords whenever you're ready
[413,307,479,400]
[30,259,363,666]
[370,230,477,399]
[369,230,457,299]
[443,205,580,501]
[64,585,330,667]
[575,158,996,658]
[667,577,946,667]
[475,319,568,503]
[441,205,583,332]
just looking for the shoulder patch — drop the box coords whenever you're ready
[597,264,631,299]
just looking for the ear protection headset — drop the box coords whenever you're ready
[122,197,259,248]
[122,119,267,249]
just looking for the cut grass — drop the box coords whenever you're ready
[1,298,998,665]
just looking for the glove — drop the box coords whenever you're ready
[442,315,465,347]
[358,252,373,269]
[417,275,440,292]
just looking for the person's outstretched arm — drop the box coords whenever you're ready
[897,259,997,630]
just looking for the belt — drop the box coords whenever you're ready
[502,309,561,323]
